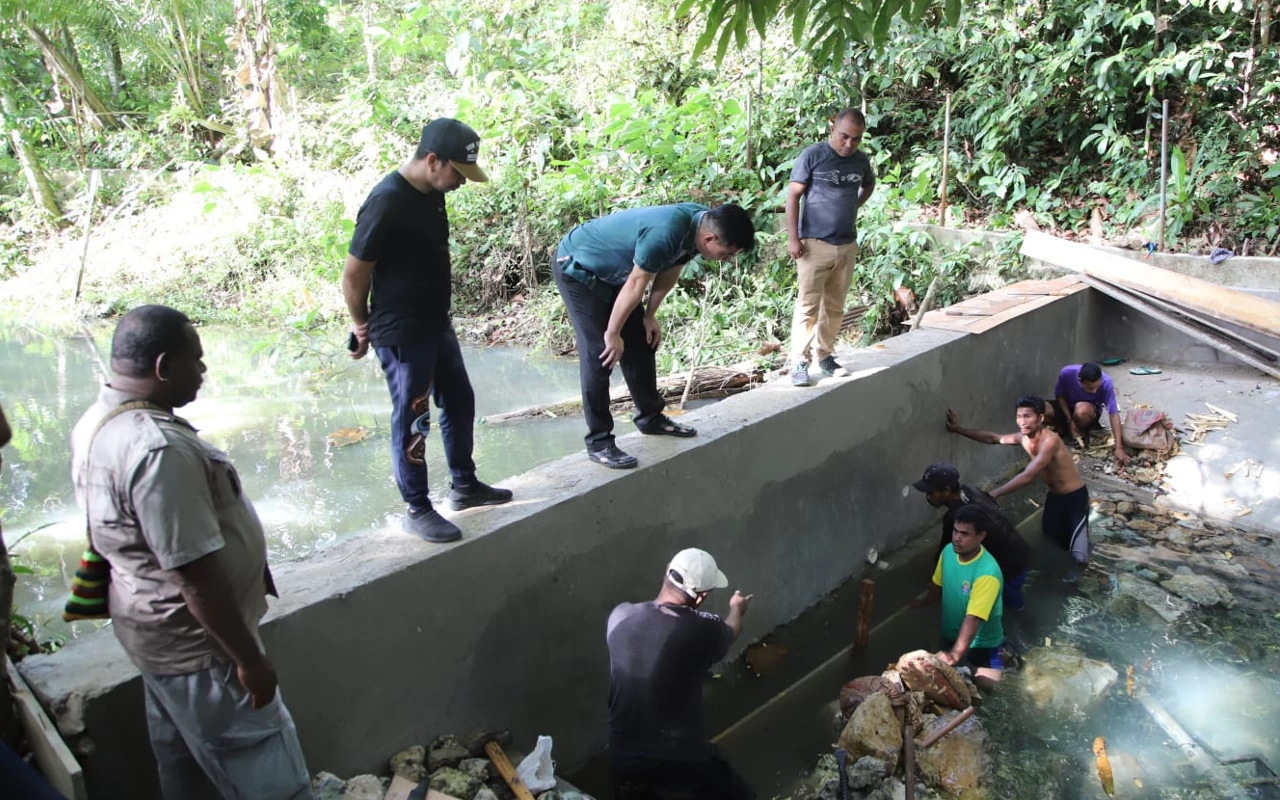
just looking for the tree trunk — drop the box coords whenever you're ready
[60,22,84,77]
[1262,0,1273,47]
[231,0,290,156]
[24,24,121,129]
[1,89,65,226]
[104,29,126,101]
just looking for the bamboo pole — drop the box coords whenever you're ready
[939,92,952,227]
[73,169,101,303]
[912,277,941,331]
[854,578,875,648]
[1158,98,1169,252]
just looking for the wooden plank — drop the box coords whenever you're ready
[7,659,88,800]
[1080,276,1280,380]
[914,313,983,332]
[1022,231,1280,337]
[967,294,1061,333]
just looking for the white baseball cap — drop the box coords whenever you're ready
[666,548,729,598]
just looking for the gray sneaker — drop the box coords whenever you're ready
[819,356,849,377]
[790,362,810,387]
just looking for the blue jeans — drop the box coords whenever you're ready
[375,327,477,510]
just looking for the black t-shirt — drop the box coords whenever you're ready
[348,172,452,346]
[606,601,733,765]
[939,485,1033,580]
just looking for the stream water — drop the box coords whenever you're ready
[0,321,587,642]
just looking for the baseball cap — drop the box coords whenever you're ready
[912,462,960,493]
[666,548,729,598]
[418,118,489,182]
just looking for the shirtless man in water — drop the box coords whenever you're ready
[947,394,1090,579]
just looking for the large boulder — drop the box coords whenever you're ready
[1108,574,1191,625]
[312,772,346,800]
[1021,646,1118,711]
[838,691,903,773]
[915,711,990,799]
[1161,567,1235,608]
[897,651,970,710]
[839,675,889,718]
[848,756,889,790]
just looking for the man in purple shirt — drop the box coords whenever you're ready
[1046,362,1131,467]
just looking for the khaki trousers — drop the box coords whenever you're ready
[790,238,858,363]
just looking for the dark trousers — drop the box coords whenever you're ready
[612,750,755,800]
[375,327,476,511]
[552,254,665,451]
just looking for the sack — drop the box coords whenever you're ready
[1121,408,1175,452]
[516,735,557,793]
[63,400,164,622]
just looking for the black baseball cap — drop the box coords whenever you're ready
[418,118,489,182]
[913,463,960,493]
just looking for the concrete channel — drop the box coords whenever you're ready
[17,282,1280,799]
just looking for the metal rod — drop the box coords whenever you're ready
[939,92,952,227]
[919,706,976,748]
[1158,97,1169,252]
[904,724,916,800]
[854,579,875,648]
[1135,690,1250,799]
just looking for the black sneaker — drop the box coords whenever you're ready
[402,507,462,543]
[447,481,514,511]
[818,356,849,377]
[588,444,638,469]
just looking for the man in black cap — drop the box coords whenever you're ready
[342,118,512,544]
[913,463,1032,610]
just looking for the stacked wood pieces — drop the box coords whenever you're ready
[908,277,1087,334]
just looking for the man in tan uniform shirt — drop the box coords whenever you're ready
[72,305,312,800]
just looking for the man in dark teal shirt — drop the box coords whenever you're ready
[554,204,756,469]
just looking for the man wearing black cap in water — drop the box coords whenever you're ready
[342,118,512,544]
[912,462,1033,610]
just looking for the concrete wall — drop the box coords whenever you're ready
[19,290,1105,799]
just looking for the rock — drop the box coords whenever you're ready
[903,690,927,734]
[897,650,970,709]
[1022,646,1118,711]
[867,776,908,800]
[536,792,561,800]
[1094,500,1117,516]
[475,790,500,800]
[838,691,903,773]
[916,711,990,799]
[428,735,471,772]
[1116,501,1135,515]
[1177,516,1206,531]
[341,775,386,800]
[848,755,890,789]
[1110,573,1192,624]
[1165,529,1194,548]
[390,745,427,782]
[429,767,483,800]
[1135,568,1161,582]
[466,729,514,758]
[839,675,889,717]
[1126,519,1160,532]
[1162,567,1235,607]
[459,758,493,782]
[312,772,346,800]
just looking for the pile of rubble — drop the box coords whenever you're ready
[807,651,994,800]
[311,730,593,800]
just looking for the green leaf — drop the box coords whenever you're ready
[751,0,769,38]
[694,0,730,58]
[944,0,960,26]
[675,0,700,18]
[791,0,811,44]
[716,22,736,65]
[908,0,934,23]
[735,2,751,48]
[12,565,35,574]
[874,0,903,45]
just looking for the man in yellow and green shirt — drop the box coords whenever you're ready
[914,504,1005,688]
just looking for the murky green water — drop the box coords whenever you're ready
[1,322,587,642]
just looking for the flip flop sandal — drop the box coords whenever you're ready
[641,415,697,438]
[1100,357,1127,366]
[1129,366,1162,375]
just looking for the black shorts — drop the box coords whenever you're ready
[1043,485,1090,564]
[613,749,755,800]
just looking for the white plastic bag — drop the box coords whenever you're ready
[516,735,556,792]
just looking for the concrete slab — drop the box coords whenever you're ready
[1107,364,1280,532]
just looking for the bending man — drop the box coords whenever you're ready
[554,203,756,469]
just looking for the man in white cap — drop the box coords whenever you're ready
[606,548,755,799]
